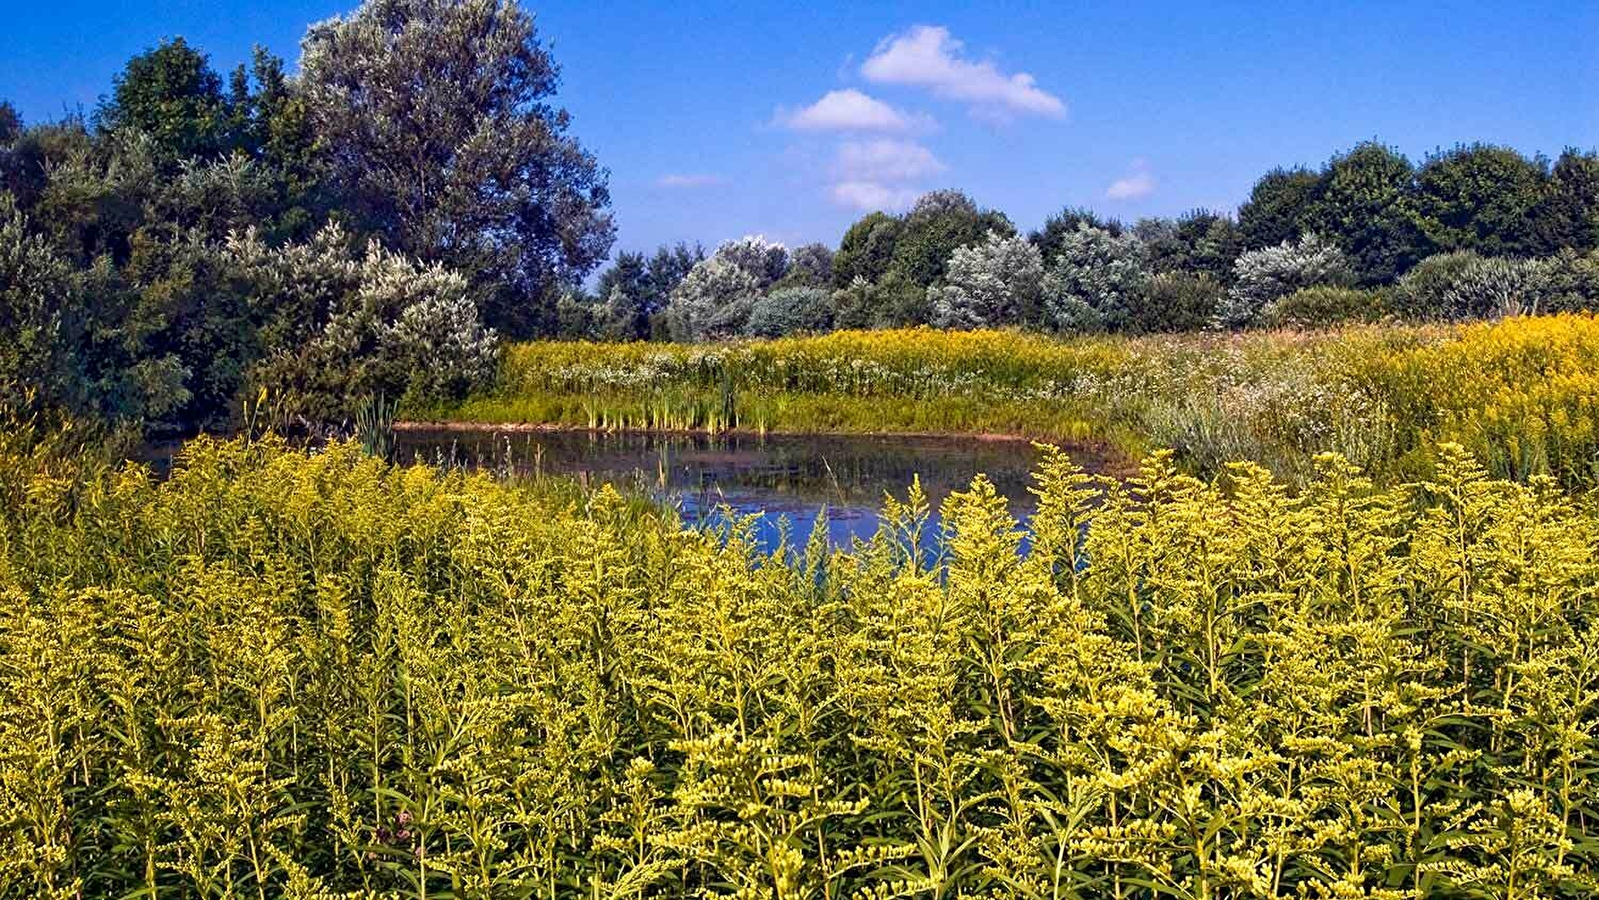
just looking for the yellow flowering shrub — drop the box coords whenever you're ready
[1,437,1596,898]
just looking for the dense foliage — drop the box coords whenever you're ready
[301,0,615,338]
[561,140,1599,342]
[2,436,1596,897]
[445,314,1599,487]
[0,0,607,435]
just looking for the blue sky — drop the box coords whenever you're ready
[4,1,1597,259]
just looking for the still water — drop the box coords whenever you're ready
[395,428,1123,549]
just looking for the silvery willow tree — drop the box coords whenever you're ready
[664,236,788,341]
[1042,224,1148,333]
[300,0,615,338]
[1217,234,1354,328]
[929,231,1045,329]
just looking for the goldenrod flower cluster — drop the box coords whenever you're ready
[1,436,1595,897]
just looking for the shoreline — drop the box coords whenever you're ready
[393,419,1087,446]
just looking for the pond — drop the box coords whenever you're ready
[395,427,1126,550]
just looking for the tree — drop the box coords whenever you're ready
[1041,224,1148,333]
[1135,209,1242,282]
[778,242,834,289]
[711,234,788,284]
[95,37,232,161]
[746,287,832,337]
[1302,142,1429,283]
[1217,234,1354,328]
[1534,149,1599,254]
[1031,206,1124,265]
[299,0,615,337]
[1415,144,1548,256]
[833,211,902,288]
[890,189,1013,289]
[0,102,19,145]
[663,236,786,341]
[594,251,650,339]
[929,231,1044,329]
[1238,167,1319,249]
[645,243,704,304]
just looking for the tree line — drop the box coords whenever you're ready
[570,143,1598,341]
[2,0,613,435]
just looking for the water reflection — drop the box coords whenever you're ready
[396,428,1122,549]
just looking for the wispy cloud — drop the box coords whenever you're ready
[1105,160,1156,200]
[824,140,945,211]
[775,88,933,133]
[656,173,727,189]
[834,139,947,182]
[862,25,1064,121]
[829,181,922,212]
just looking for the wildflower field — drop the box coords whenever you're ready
[3,435,1597,898]
[430,314,1599,486]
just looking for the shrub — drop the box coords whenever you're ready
[378,289,499,401]
[1130,270,1224,333]
[1218,233,1355,328]
[1390,249,1482,319]
[1441,255,1550,319]
[1262,285,1389,328]
[745,286,832,337]
[1538,247,1599,312]
[928,230,1045,329]
[3,436,1598,897]
[1042,223,1148,333]
[0,194,92,415]
[234,225,496,419]
[829,270,927,330]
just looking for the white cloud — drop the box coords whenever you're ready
[862,25,1065,120]
[656,173,726,188]
[834,139,947,182]
[1105,161,1156,200]
[775,89,932,133]
[829,181,921,212]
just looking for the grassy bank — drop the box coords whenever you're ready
[423,314,1599,486]
[3,436,1597,897]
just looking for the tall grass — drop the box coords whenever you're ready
[426,315,1599,485]
[2,436,1596,897]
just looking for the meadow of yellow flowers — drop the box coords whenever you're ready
[2,434,1595,898]
[435,314,1599,486]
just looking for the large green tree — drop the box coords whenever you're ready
[1535,149,1599,254]
[95,37,234,161]
[1415,143,1547,256]
[833,211,903,288]
[1304,142,1430,283]
[1238,167,1319,249]
[890,190,1013,291]
[299,0,615,337]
